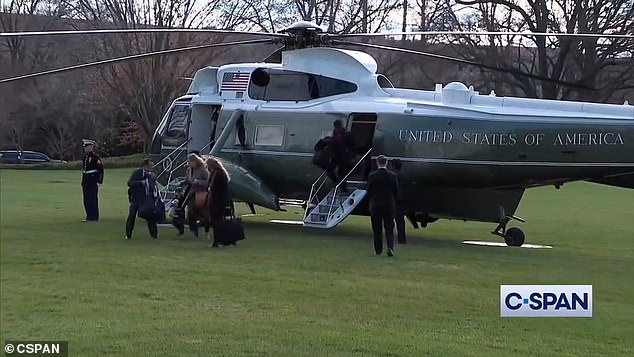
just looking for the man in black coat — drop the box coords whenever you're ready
[391,159,407,244]
[125,158,158,240]
[365,155,399,256]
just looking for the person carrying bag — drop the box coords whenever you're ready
[212,201,245,247]
[205,156,245,247]
[125,158,160,240]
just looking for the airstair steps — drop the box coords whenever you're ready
[303,186,367,229]
[303,147,373,229]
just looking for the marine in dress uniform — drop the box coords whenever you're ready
[81,139,104,222]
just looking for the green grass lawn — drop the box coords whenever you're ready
[1,169,633,356]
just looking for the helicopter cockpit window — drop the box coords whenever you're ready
[249,68,357,101]
[163,105,189,147]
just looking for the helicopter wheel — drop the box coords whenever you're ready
[504,227,525,247]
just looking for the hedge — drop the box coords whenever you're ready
[0,154,146,170]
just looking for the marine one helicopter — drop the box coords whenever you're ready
[2,21,633,247]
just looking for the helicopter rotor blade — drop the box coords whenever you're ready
[332,31,634,39]
[0,28,290,38]
[332,40,597,91]
[0,38,275,84]
[261,46,285,62]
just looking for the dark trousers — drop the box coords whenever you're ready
[187,201,199,235]
[326,157,349,192]
[172,211,185,234]
[371,209,395,254]
[395,203,406,244]
[126,201,158,238]
[82,184,99,221]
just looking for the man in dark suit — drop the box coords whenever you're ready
[391,159,407,244]
[365,155,399,256]
[125,158,158,240]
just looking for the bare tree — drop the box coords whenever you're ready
[0,2,79,153]
[0,0,70,71]
[68,0,251,149]
[450,0,634,102]
[412,0,457,43]
[227,0,402,33]
[40,118,77,160]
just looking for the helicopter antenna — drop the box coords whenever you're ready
[333,40,597,91]
[0,38,274,84]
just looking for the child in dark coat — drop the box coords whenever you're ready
[169,187,186,235]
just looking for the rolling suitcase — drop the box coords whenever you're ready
[213,204,245,246]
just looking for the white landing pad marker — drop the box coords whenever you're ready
[462,241,553,249]
[270,220,304,225]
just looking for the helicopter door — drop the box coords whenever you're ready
[208,105,221,151]
[346,113,377,181]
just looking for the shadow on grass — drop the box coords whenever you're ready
[29,214,554,257]
[240,219,481,252]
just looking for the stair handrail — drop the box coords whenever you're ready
[312,172,331,204]
[161,109,242,201]
[155,108,244,187]
[327,147,373,218]
[302,171,328,222]
[153,139,190,179]
[159,138,217,201]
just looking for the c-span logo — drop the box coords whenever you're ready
[500,285,592,317]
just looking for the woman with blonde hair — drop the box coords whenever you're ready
[183,152,210,237]
[205,156,234,247]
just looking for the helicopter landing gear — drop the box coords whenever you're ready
[407,212,438,229]
[491,214,526,247]
[503,227,525,247]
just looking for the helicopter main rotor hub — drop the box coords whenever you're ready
[276,21,332,49]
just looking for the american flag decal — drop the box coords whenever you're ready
[220,72,250,92]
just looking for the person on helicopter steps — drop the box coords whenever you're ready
[326,119,354,193]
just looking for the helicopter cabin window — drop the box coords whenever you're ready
[248,68,358,101]
[163,104,190,147]
[377,74,394,88]
[254,125,285,147]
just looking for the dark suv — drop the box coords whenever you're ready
[0,150,66,164]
